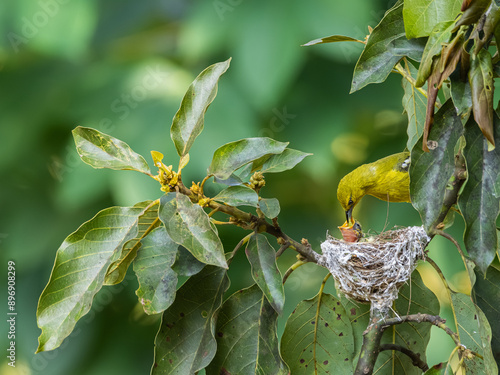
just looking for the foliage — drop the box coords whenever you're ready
[34,1,500,374]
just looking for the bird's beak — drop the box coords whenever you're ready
[345,206,354,226]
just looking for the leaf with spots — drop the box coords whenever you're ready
[133,226,178,315]
[152,266,229,374]
[36,203,154,352]
[281,292,355,374]
[208,138,288,180]
[171,246,205,277]
[206,285,288,375]
[170,59,231,156]
[72,126,151,175]
[159,192,227,269]
[458,114,500,272]
[245,234,285,314]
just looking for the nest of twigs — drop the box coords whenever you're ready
[319,226,430,313]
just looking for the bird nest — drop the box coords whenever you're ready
[319,226,430,314]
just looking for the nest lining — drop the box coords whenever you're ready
[319,226,430,313]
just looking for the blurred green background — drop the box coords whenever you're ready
[0,0,470,373]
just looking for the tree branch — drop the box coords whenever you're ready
[379,344,429,372]
[354,314,464,375]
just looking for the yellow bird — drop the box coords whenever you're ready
[337,152,411,227]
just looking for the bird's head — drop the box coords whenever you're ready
[337,174,365,227]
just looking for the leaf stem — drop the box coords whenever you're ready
[394,61,435,105]
[282,260,308,284]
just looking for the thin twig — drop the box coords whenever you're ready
[282,260,308,284]
[227,233,253,266]
[379,344,429,372]
[275,243,290,258]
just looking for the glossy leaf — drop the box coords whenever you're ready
[281,292,355,374]
[473,266,500,366]
[258,198,280,219]
[133,226,178,315]
[257,148,311,174]
[245,234,285,314]
[152,266,229,374]
[415,20,455,87]
[302,35,363,46]
[458,115,500,272]
[208,138,288,179]
[402,63,427,151]
[410,100,463,231]
[171,246,205,277]
[213,185,259,207]
[455,0,492,29]
[170,59,231,156]
[206,285,288,375]
[105,201,160,285]
[36,204,152,352]
[351,2,426,93]
[403,0,462,39]
[72,126,151,174]
[159,193,227,269]
[469,48,495,150]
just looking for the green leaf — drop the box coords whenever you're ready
[281,292,355,374]
[458,115,500,272]
[72,126,151,174]
[152,266,229,374]
[245,234,285,314]
[170,59,231,156]
[206,285,288,375]
[213,185,259,207]
[208,138,288,180]
[257,148,312,174]
[133,226,178,315]
[104,201,160,285]
[450,75,472,116]
[159,193,227,269]
[171,246,205,277]
[415,20,455,87]
[351,2,426,93]
[410,100,463,231]
[473,266,500,367]
[213,174,244,186]
[403,0,462,39]
[402,63,428,151]
[469,48,495,150]
[36,204,152,352]
[455,0,492,29]
[302,35,363,46]
[258,198,280,219]
[423,363,448,374]
[450,291,497,373]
